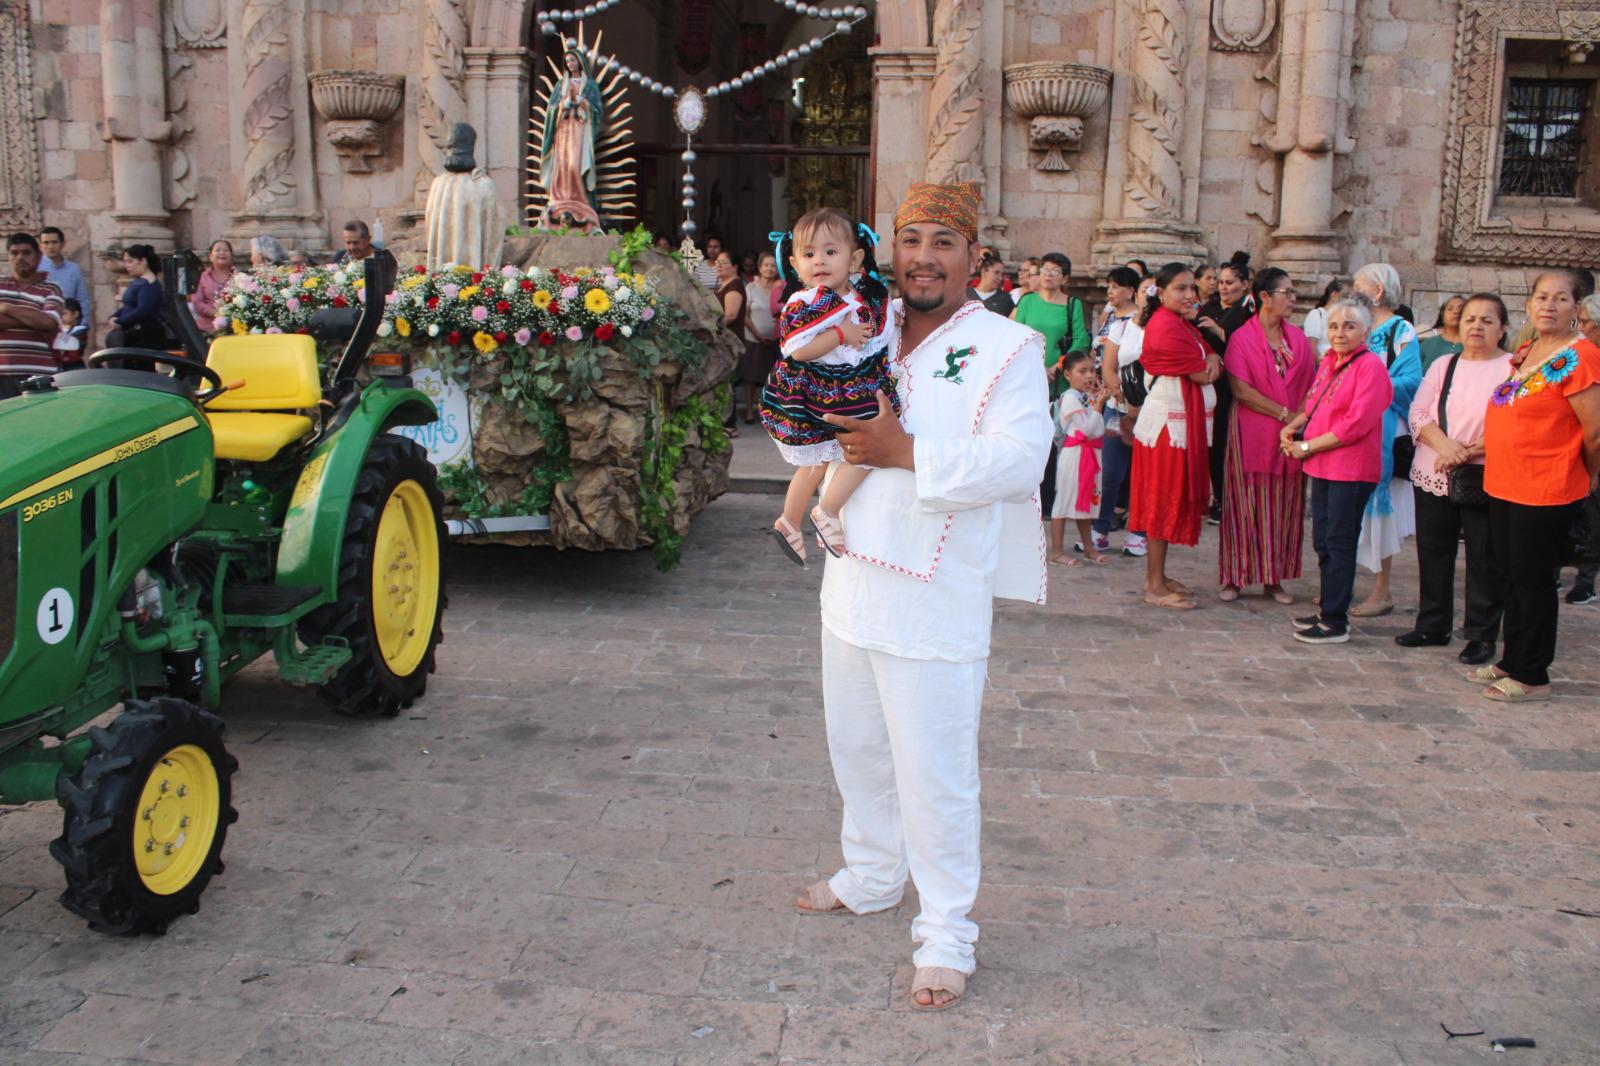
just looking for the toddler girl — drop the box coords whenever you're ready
[760,207,898,565]
[1050,349,1109,566]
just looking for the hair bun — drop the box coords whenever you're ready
[1229,251,1251,268]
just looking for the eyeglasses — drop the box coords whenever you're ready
[1267,288,1295,297]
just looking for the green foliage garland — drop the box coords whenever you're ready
[639,383,731,571]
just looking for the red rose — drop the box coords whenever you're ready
[470,272,484,284]
[519,278,534,291]
[547,300,561,314]
[412,265,427,274]
[332,295,348,308]
[538,330,556,346]
[595,322,615,341]
[258,294,271,303]
[494,331,508,343]
[426,296,440,309]
[446,330,462,346]
[495,300,510,313]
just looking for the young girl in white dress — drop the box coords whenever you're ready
[759,207,898,566]
[1050,350,1110,566]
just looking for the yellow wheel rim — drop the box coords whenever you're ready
[133,744,222,896]
[371,478,440,676]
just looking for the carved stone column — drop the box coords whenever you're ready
[925,0,985,186]
[1092,0,1206,269]
[867,0,935,242]
[463,47,533,217]
[416,0,471,205]
[99,0,175,249]
[1268,0,1357,289]
[226,0,322,249]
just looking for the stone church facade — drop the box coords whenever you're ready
[19,1,1600,327]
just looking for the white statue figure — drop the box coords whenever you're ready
[424,123,504,270]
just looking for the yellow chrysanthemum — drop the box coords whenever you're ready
[453,264,473,275]
[576,267,593,278]
[532,290,553,310]
[301,276,321,289]
[459,285,480,300]
[585,288,612,314]
[472,330,498,354]
[401,275,428,290]
[396,317,412,337]
[231,318,247,335]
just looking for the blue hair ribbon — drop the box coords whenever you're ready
[768,229,789,263]
[856,222,880,248]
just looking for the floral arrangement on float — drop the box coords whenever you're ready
[215,261,663,358]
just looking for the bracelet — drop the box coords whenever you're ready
[832,325,846,346]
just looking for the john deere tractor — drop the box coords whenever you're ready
[0,255,445,934]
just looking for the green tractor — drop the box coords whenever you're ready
[0,255,446,934]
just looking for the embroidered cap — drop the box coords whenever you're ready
[893,182,981,244]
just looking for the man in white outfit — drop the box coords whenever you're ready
[794,182,1051,1011]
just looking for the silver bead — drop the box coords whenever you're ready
[582,5,596,16]
[682,171,696,184]
[627,70,641,82]
[663,86,676,98]
[836,20,851,33]
[682,219,697,235]
[798,43,813,56]
[682,197,696,210]
[683,148,696,163]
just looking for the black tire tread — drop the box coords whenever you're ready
[48,697,238,936]
[298,433,446,719]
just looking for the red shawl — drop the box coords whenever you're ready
[1141,307,1212,509]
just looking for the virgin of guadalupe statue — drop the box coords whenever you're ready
[537,48,606,232]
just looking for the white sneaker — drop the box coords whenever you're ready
[1122,534,1147,558]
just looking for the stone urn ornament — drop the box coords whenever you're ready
[309,70,406,173]
[1002,63,1113,173]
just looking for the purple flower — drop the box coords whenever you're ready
[385,292,399,305]
[285,297,301,313]
[566,325,584,342]
[501,265,519,278]
[640,306,655,321]
[561,285,580,301]
[471,305,489,322]
[1490,381,1518,407]
[514,327,533,346]
[442,283,461,299]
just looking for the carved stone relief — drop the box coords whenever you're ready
[162,14,199,210]
[0,0,40,231]
[1212,0,1277,52]
[1438,1,1600,266]
[172,0,227,48]
[417,0,471,202]
[1558,10,1600,60]
[1125,0,1190,222]
[925,0,984,184]
[238,0,299,211]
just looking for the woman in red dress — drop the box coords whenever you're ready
[1128,263,1223,609]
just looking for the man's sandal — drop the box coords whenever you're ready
[1483,677,1549,703]
[808,507,845,558]
[771,516,807,567]
[1463,664,1508,685]
[910,966,966,1012]
[795,879,853,916]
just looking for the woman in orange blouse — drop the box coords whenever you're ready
[1477,271,1600,701]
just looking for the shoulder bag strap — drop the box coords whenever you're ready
[1437,354,1460,438]
[1303,355,1359,428]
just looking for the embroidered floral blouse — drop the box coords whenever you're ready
[1483,338,1600,507]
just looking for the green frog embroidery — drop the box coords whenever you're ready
[933,345,974,384]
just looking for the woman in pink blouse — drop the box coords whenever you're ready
[1397,294,1513,664]
[188,239,235,333]
[1277,295,1394,644]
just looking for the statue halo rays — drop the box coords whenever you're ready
[529,27,637,233]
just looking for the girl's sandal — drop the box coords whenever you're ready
[771,517,808,567]
[795,879,853,916]
[1463,663,1508,686]
[1483,677,1549,703]
[1049,555,1083,567]
[809,506,845,558]
[909,967,967,1012]
[1084,552,1112,566]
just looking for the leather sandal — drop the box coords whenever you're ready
[1462,663,1508,685]
[1350,600,1394,618]
[771,516,807,567]
[910,966,967,1012]
[795,879,852,916]
[809,506,845,558]
[1483,677,1549,703]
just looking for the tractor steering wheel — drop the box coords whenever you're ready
[87,348,228,405]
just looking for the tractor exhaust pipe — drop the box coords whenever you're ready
[331,256,394,386]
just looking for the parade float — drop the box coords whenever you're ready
[214,230,739,570]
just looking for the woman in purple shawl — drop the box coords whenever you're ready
[1219,267,1319,602]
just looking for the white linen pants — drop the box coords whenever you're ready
[820,626,986,974]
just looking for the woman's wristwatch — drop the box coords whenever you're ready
[1296,440,1311,456]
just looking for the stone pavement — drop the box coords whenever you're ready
[2,492,1598,1065]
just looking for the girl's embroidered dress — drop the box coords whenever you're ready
[1051,389,1105,520]
[760,280,899,466]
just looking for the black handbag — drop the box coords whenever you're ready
[1382,325,1415,477]
[1118,359,1148,407]
[1435,354,1490,509]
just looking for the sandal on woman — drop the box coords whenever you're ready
[1462,663,1508,685]
[795,879,853,916]
[1166,580,1193,597]
[771,516,807,567]
[1144,592,1196,610]
[1266,585,1294,605]
[1049,554,1083,567]
[1350,600,1393,618]
[910,967,967,1012]
[1483,677,1549,703]
[1218,585,1240,602]
[809,506,845,558]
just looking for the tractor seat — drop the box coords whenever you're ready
[204,335,323,462]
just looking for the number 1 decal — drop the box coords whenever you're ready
[36,587,73,645]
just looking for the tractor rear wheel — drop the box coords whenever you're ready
[49,697,238,936]
[300,432,445,718]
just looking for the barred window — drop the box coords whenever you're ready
[1499,79,1589,197]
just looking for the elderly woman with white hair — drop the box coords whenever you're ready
[249,234,288,267]
[1347,263,1423,616]
[1278,294,1394,643]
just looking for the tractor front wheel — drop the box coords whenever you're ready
[300,433,445,718]
[49,697,238,935]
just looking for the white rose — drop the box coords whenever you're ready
[502,280,516,296]
[427,323,440,337]
[603,275,619,291]
[332,271,348,286]
[621,324,633,338]
[280,287,295,298]
[232,294,247,307]
[377,321,393,337]
[214,316,230,331]
[412,290,426,306]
